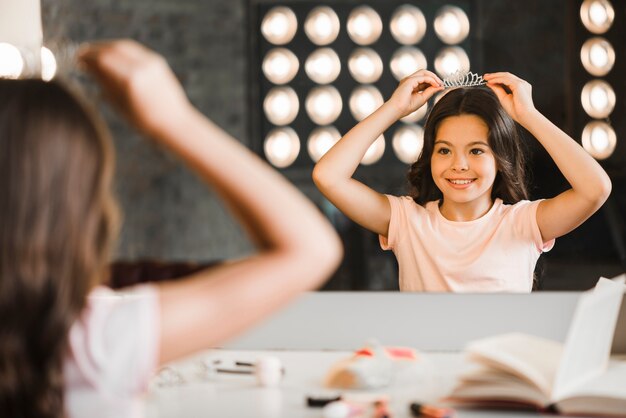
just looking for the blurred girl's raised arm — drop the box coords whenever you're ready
[80,40,343,364]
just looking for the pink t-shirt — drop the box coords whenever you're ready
[64,284,160,418]
[380,196,555,292]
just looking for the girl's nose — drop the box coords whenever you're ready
[451,156,469,172]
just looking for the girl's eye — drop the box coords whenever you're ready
[470,148,484,155]
[437,148,450,155]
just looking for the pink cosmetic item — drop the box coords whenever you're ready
[322,401,364,418]
[409,402,456,418]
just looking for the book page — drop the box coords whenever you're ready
[449,379,548,407]
[466,333,562,396]
[552,278,625,401]
[556,361,626,416]
[451,366,549,406]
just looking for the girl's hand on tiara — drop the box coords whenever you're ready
[388,69,444,118]
[78,40,193,138]
[483,72,537,124]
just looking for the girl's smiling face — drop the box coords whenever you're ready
[431,113,497,217]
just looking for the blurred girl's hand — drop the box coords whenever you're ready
[79,40,193,138]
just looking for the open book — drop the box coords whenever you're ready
[447,277,626,416]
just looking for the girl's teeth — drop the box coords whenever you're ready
[450,179,473,185]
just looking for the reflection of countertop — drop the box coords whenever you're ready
[227,292,585,351]
[146,349,545,418]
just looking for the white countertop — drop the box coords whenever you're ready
[145,349,544,418]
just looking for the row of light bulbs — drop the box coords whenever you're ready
[261,5,470,47]
[260,4,471,169]
[265,123,425,168]
[0,43,57,81]
[263,44,469,86]
[578,0,617,160]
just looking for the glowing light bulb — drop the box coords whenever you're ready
[40,46,57,81]
[261,7,298,45]
[390,47,427,81]
[0,43,24,79]
[307,126,341,162]
[264,127,300,168]
[434,47,470,78]
[347,6,383,45]
[262,48,299,84]
[304,6,340,45]
[263,87,299,125]
[306,86,342,125]
[581,121,616,160]
[434,6,470,44]
[305,48,341,84]
[581,79,615,119]
[392,124,424,164]
[349,86,383,121]
[348,48,383,83]
[390,5,426,45]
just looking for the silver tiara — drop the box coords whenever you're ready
[442,70,486,88]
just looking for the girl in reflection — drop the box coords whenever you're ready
[314,70,610,292]
[0,40,341,417]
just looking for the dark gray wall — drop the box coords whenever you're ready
[40,0,624,290]
[42,0,254,261]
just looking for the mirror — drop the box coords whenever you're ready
[40,0,624,291]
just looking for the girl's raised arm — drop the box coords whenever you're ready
[80,40,343,364]
[313,70,443,236]
[484,72,611,242]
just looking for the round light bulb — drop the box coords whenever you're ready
[262,48,299,84]
[580,37,615,77]
[390,47,427,81]
[40,47,57,81]
[307,126,341,162]
[306,86,343,125]
[261,6,298,45]
[263,87,299,125]
[349,85,384,121]
[581,79,615,119]
[434,6,470,44]
[392,124,424,164]
[390,5,427,45]
[434,46,470,78]
[0,43,24,79]
[580,0,614,34]
[348,48,383,84]
[347,6,383,46]
[581,121,616,160]
[305,48,341,84]
[304,6,340,46]
[264,127,300,168]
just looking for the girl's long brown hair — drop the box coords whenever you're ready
[407,87,529,205]
[0,79,119,417]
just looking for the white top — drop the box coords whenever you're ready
[64,284,160,418]
[380,196,555,292]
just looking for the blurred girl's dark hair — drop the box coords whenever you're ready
[0,79,119,417]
